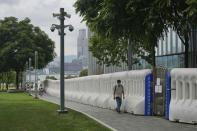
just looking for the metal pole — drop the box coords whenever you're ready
[28,58,32,95]
[29,58,32,82]
[35,51,38,98]
[58,8,67,113]
[24,61,28,89]
[51,8,73,113]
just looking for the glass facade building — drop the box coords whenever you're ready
[133,28,186,70]
[189,27,197,67]
[155,29,185,69]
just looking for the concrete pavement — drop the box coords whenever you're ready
[39,94,197,131]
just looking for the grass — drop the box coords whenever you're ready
[0,93,111,131]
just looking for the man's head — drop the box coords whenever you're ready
[117,80,121,84]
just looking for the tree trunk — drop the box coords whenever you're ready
[20,71,23,89]
[128,38,133,70]
[6,83,8,90]
[184,40,189,68]
[0,74,1,90]
[16,71,19,90]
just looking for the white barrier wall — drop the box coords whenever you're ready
[170,68,197,124]
[43,69,152,115]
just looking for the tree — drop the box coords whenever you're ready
[46,76,57,80]
[65,75,77,79]
[75,0,167,69]
[0,17,56,89]
[0,71,15,90]
[89,34,127,66]
[79,69,88,77]
[89,33,149,66]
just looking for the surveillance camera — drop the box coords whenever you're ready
[63,12,71,18]
[50,25,55,32]
[68,25,74,32]
[66,14,71,18]
[53,13,60,17]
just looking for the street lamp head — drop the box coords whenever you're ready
[68,25,74,32]
[50,25,56,32]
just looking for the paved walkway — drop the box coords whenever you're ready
[39,94,197,131]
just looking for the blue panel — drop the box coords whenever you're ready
[165,72,171,119]
[144,73,153,116]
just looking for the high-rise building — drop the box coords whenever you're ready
[133,28,197,69]
[77,29,88,68]
[87,29,104,75]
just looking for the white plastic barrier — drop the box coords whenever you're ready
[170,68,197,124]
[43,69,152,115]
[44,79,60,97]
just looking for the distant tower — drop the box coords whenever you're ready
[77,29,88,68]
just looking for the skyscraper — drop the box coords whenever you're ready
[77,29,88,68]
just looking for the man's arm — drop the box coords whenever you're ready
[122,85,125,99]
[113,86,116,100]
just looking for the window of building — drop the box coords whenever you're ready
[172,55,178,68]
[155,46,158,56]
[164,56,168,67]
[177,35,182,53]
[167,31,171,54]
[158,39,162,56]
[163,36,166,55]
[167,56,173,68]
[172,31,176,54]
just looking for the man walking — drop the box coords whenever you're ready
[113,80,125,113]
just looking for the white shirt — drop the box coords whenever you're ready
[113,84,124,98]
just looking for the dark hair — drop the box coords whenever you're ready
[117,80,121,83]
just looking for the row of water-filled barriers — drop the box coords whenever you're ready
[41,68,197,124]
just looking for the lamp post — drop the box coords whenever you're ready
[34,51,38,98]
[29,58,32,83]
[51,8,74,113]
[28,58,32,95]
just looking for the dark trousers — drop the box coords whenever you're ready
[115,97,122,112]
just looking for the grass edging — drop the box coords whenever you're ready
[66,106,117,131]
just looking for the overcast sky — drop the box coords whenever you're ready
[0,0,87,56]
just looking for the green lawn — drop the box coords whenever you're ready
[0,93,111,131]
